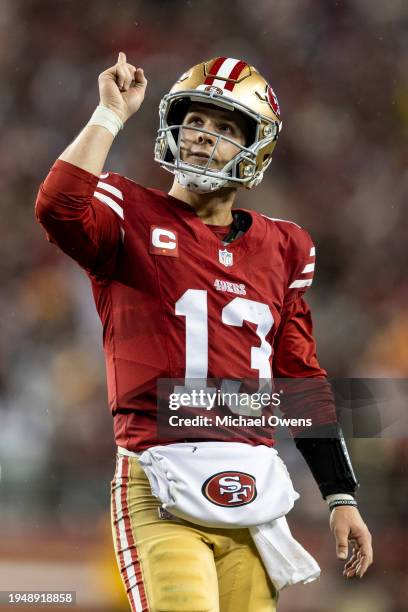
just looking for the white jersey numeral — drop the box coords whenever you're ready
[175,289,274,412]
[175,289,208,379]
[222,297,273,379]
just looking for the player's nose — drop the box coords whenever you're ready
[196,122,216,145]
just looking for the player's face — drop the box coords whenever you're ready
[180,103,247,170]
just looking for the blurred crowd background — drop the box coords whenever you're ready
[0,0,407,610]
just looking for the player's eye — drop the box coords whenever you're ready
[218,123,234,134]
[186,115,203,126]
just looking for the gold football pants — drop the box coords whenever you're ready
[111,453,278,612]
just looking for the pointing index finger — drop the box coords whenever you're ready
[118,51,127,64]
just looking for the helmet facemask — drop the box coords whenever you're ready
[155,91,280,193]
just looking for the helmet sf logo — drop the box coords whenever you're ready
[266,85,280,117]
[202,471,257,507]
[204,85,223,95]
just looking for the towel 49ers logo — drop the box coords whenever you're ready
[202,471,257,507]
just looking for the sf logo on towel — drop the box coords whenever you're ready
[202,471,257,507]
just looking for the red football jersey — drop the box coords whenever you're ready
[36,160,336,450]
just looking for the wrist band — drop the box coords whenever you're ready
[87,105,124,137]
[326,493,357,511]
[328,499,358,510]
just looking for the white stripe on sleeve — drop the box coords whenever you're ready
[289,279,313,289]
[97,181,124,200]
[302,263,315,274]
[93,191,124,219]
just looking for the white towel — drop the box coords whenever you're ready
[138,442,320,590]
[139,442,298,527]
[250,518,321,590]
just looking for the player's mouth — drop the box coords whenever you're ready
[187,151,218,166]
[190,151,210,159]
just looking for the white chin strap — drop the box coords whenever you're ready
[175,169,228,193]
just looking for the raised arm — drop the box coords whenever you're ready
[35,53,147,278]
[60,52,147,175]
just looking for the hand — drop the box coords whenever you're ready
[98,52,147,124]
[329,506,373,578]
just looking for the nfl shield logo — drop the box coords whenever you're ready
[219,249,233,267]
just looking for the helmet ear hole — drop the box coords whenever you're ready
[167,98,191,126]
[164,145,175,163]
[244,117,257,147]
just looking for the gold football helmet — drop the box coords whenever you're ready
[154,57,282,193]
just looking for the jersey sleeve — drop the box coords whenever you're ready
[35,159,122,282]
[284,226,316,305]
[272,227,337,434]
[273,225,322,378]
[273,295,326,378]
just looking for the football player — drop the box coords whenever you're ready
[35,53,373,611]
